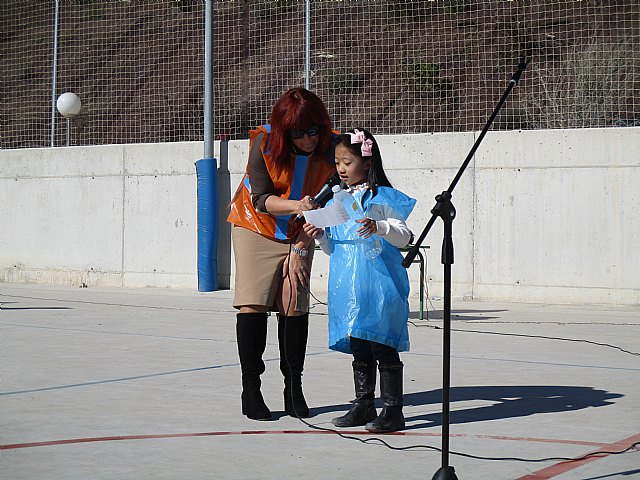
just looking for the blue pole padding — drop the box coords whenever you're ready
[196,158,219,292]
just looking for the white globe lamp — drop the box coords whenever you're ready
[56,92,81,146]
[56,92,81,118]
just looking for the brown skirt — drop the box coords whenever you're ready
[232,225,314,312]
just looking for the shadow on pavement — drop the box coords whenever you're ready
[404,385,622,430]
[311,385,621,428]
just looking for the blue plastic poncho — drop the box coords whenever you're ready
[326,186,416,354]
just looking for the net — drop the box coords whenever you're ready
[2,0,639,149]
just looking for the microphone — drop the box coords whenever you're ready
[295,172,342,220]
[310,172,342,207]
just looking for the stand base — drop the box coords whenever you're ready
[432,466,459,480]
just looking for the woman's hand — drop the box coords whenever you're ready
[303,222,324,240]
[264,195,318,217]
[294,195,318,216]
[356,218,378,238]
[282,251,309,290]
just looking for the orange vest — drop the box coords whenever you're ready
[227,125,336,241]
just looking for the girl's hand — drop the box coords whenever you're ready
[294,195,318,215]
[356,218,378,238]
[303,222,324,239]
[282,251,309,290]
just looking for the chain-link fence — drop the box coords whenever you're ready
[2,0,639,149]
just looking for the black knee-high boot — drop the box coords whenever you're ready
[236,312,271,420]
[278,313,310,418]
[332,361,377,427]
[365,363,405,432]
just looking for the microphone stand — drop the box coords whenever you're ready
[402,56,530,480]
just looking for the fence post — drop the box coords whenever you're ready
[50,0,60,147]
[197,0,219,292]
[305,0,310,89]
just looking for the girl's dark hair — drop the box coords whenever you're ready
[269,87,332,171]
[337,128,392,197]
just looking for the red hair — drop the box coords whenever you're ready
[269,88,332,171]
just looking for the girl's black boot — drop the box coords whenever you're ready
[365,363,405,432]
[278,313,310,418]
[332,361,377,427]
[236,312,272,420]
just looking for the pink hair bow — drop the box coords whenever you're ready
[348,129,373,157]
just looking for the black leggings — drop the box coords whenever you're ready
[350,337,400,366]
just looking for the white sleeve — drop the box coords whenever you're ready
[375,217,413,248]
[315,230,332,255]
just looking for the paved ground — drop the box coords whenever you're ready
[1,282,639,480]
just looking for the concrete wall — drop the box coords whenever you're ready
[2,127,639,305]
[0,143,207,288]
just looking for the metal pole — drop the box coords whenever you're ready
[401,57,531,480]
[305,0,310,90]
[66,118,70,146]
[196,0,219,292]
[204,0,214,159]
[50,0,60,147]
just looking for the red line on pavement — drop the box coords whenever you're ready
[515,433,640,480]
[0,430,614,451]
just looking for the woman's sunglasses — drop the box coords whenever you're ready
[289,125,320,139]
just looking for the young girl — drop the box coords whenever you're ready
[303,128,416,433]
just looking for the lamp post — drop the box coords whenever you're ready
[56,92,81,146]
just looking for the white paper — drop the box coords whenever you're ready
[302,201,350,228]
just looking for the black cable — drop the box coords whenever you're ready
[293,398,640,463]
[283,241,298,418]
[451,328,639,357]
[411,269,638,357]
[309,290,327,306]
[293,260,640,463]
[410,322,639,357]
[282,228,316,421]
[290,420,640,463]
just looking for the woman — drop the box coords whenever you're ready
[227,87,336,420]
